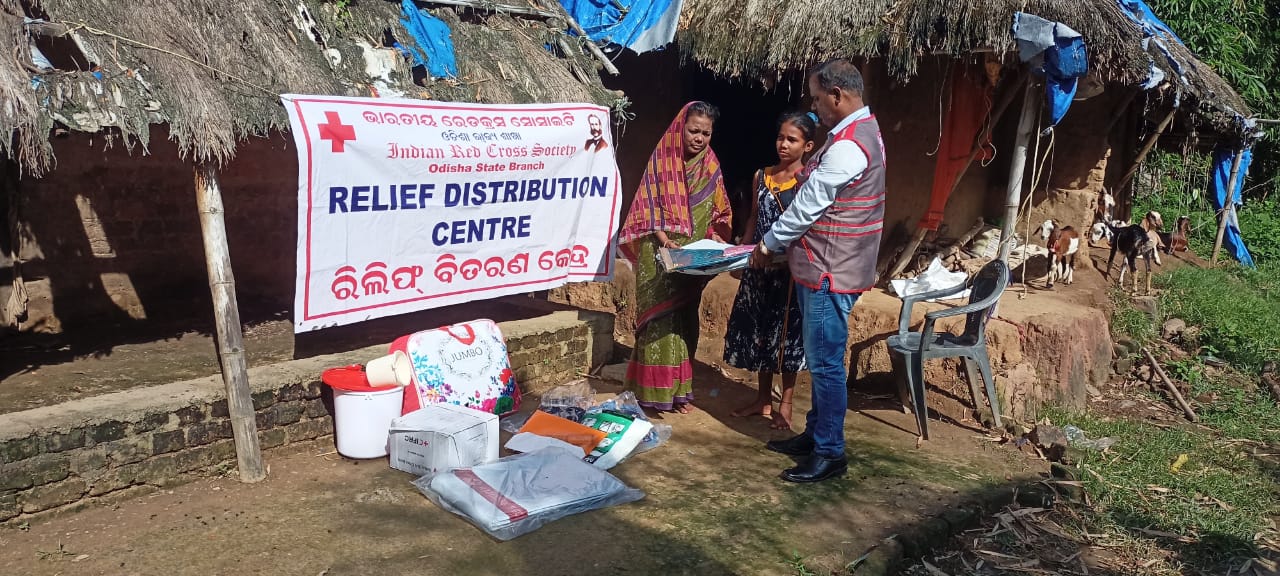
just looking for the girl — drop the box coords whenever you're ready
[725,112,817,430]
[617,101,733,414]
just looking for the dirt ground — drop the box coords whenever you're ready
[0,337,1048,576]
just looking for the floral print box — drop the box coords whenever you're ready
[391,319,522,417]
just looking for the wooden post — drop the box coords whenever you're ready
[997,80,1039,263]
[1211,148,1246,266]
[194,163,266,483]
[1114,107,1178,195]
[884,71,1027,281]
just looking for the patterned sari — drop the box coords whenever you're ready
[618,102,732,410]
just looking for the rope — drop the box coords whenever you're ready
[925,59,951,157]
[61,21,278,97]
[1016,105,1053,296]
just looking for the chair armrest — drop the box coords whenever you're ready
[922,286,1006,323]
[919,287,1007,352]
[896,283,969,335]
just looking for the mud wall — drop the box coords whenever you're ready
[606,53,1037,260]
[5,126,298,334]
[1025,88,1137,237]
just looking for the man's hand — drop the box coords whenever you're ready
[749,242,771,269]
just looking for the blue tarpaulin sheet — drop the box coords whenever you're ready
[399,0,458,79]
[1211,148,1256,268]
[557,0,682,53]
[1012,13,1088,126]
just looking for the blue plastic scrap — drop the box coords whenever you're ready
[399,0,458,79]
[1211,148,1256,268]
[1114,0,1193,92]
[1012,13,1087,127]
[557,0,683,54]
[1115,0,1183,44]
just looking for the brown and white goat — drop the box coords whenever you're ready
[1096,190,1116,224]
[1038,219,1080,288]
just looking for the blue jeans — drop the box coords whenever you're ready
[795,278,859,458]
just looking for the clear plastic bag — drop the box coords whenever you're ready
[589,391,672,454]
[414,446,644,541]
[498,380,597,434]
[539,379,595,412]
[1063,424,1115,451]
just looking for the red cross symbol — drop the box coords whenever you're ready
[317,111,356,153]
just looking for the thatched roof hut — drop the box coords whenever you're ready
[0,0,621,174]
[677,0,1252,138]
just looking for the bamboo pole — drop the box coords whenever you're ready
[194,164,265,483]
[997,79,1039,263]
[884,71,1027,281]
[1142,347,1198,422]
[1211,148,1246,266]
[1114,107,1178,195]
[532,0,619,76]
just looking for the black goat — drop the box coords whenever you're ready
[1105,223,1159,294]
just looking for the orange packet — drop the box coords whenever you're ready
[516,410,606,455]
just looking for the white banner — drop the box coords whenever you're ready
[282,95,621,332]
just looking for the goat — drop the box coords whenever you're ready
[1089,222,1111,246]
[1160,215,1191,254]
[1089,218,1128,246]
[1037,219,1080,288]
[1096,190,1116,223]
[1105,222,1159,294]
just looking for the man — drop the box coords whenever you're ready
[749,58,885,484]
[584,115,609,153]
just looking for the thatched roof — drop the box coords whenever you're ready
[0,0,621,174]
[677,0,1253,138]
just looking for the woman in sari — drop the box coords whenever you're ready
[617,101,733,413]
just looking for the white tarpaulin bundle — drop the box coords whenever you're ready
[281,95,622,332]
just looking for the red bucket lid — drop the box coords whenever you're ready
[321,365,401,392]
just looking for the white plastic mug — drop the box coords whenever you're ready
[365,350,412,387]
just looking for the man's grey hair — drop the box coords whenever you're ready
[809,58,864,96]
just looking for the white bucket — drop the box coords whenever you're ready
[333,386,404,459]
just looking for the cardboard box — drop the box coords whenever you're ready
[389,404,499,477]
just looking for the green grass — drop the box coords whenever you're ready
[1157,263,1280,371]
[1109,288,1156,348]
[1043,405,1280,569]
[1169,357,1280,446]
[1083,250,1280,571]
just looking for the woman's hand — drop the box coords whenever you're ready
[662,239,681,249]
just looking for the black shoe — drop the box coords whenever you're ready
[781,454,848,483]
[766,434,815,456]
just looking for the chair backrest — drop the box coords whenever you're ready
[962,259,1010,342]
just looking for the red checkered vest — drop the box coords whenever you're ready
[788,115,886,293]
